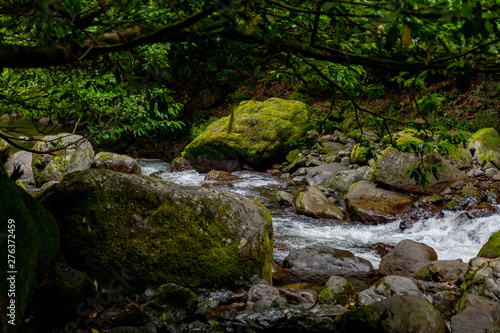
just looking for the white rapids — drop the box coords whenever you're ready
[139,159,500,269]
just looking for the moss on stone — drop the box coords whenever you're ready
[0,162,59,329]
[470,128,500,150]
[286,149,300,163]
[477,230,500,259]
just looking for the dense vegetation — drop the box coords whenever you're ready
[1,0,499,170]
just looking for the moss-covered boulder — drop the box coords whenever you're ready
[32,133,93,186]
[318,276,355,306]
[468,128,500,168]
[372,147,470,195]
[0,162,59,332]
[38,168,273,290]
[445,146,473,170]
[345,181,414,224]
[478,230,500,259]
[94,152,141,175]
[183,98,308,172]
[0,137,11,162]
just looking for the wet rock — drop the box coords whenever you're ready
[304,163,349,186]
[275,191,295,208]
[278,287,317,309]
[328,167,370,194]
[486,187,500,205]
[400,204,444,230]
[379,240,438,277]
[357,275,421,306]
[371,242,395,257]
[204,169,240,180]
[247,284,280,309]
[94,152,141,175]
[345,181,414,224]
[32,133,94,186]
[340,295,446,333]
[478,230,500,259]
[318,276,356,306]
[295,187,345,219]
[465,202,499,219]
[446,186,484,211]
[372,146,470,195]
[451,294,500,333]
[38,169,273,290]
[282,245,373,285]
[170,156,191,172]
[413,259,467,283]
[184,98,309,172]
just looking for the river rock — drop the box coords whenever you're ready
[170,156,191,172]
[478,230,500,259]
[204,170,240,180]
[340,295,446,333]
[275,191,295,208]
[304,163,349,186]
[379,240,438,277]
[247,284,279,309]
[4,150,33,179]
[32,133,94,186]
[458,257,500,304]
[0,137,11,161]
[345,181,414,224]
[38,168,273,290]
[94,152,141,175]
[468,127,500,168]
[357,275,422,306]
[446,146,473,169]
[318,276,356,306]
[183,98,308,172]
[295,187,344,219]
[278,287,317,309]
[372,146,470,195]
[282,245,373,285]
[465,202,499,219]
[0,163,60,329]
[446,186,484,211]
[451,294,500,333]
[328,166,370,194]
[413,259,467,283]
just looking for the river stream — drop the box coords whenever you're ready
[139,159,500,269]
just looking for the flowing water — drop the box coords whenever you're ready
[143,159,500,268]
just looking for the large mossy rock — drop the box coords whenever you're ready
[468,128,500,168]
[38,168,274,290]
[340,295,446,333]
[372,147,470,195]
[183,98,308,172]
[345,181,414,224]
[32,133,94,186]
[0,162,59,332]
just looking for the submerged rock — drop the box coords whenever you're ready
[282,245,373,285]
[184,98,308,172]
[32,133,93,186]
[94,152,141,175]
[345,181,414,224]
[38,168,273,290]
[379,240,438,277]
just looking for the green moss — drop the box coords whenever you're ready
[470,128,500,149]
[477,230,500,258]
[447,198,458,208]
[286,149,300,163]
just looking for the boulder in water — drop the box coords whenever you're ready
[183,98,308,172]
[345,181,414,224]
[379,239,438,277]
[304,163,348,186]
[295,187,344,219]
[94,152,141,175]
[282,245,373,285]
[478,230,500,259]
[38,168,273,290]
